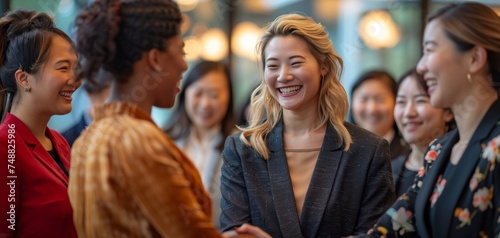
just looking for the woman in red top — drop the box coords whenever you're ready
[0,10,79,238]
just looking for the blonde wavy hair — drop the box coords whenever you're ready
[239,13,352,159]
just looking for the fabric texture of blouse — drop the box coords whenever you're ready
[362,99,500,238]
[69,102,221,238]
[285,147,320,216]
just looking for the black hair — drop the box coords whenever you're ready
[0,10,74,122]
[348,69,397,127]
[74,0,182,84]
[427,2,500,88]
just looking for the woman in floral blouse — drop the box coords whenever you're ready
[361,2,500,237]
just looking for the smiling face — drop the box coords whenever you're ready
[154,34,187,108]
[185,70,230,131]
[28,35,79,116]
[351,79,395,137]
[394,76,452,147]
[264,35,324,112]
[416,20,471,108]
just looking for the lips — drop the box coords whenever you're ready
[59,90,74,101]
[425,78,437,95]
[277,86,302,96]
[403,121,422,132]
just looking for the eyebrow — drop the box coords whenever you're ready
[265,55,306,63]
[423,40,436,46]
[53,59,72,65]
[396,93,429,98]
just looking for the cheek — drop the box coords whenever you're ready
[352,101,365,115]
[264,73,275,87]
[216,95,230,111]
[393,106,404,121]
[381,102,395,116]
[184,95,197,114]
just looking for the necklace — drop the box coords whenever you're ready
[457,140,469,145]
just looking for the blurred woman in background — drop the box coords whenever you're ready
[165,60,234,228]
[391,68,453,197]
[350,70,409,159]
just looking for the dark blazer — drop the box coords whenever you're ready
[390,132,409,160]
[366,99,500,237]
[220,120,396,238]
[61,114,88,147]
[391,151,415,196]
[391,153,407,185]
[0,113,77,238]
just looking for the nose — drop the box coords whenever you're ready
[404,101,417,118]
[416,55,427,75]
[277,66,293,82]
[366,100,378,113]
[200,95,211,108]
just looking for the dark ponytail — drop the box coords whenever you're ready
[75,0,182,85]
[0,10,73,122]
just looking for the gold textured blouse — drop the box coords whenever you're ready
[69,102,221,238]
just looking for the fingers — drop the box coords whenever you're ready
[235,223,272,238]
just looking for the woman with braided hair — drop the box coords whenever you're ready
[68,0,270,237]
[0,10,79,238]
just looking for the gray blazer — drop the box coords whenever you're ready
[220,120,396,238]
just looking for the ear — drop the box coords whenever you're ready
[467,46,488,74]
[320,65,328,77]
[443,108,454,123]
[147,49,162,71]
[14,69,29,89]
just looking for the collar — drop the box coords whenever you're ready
[90,102,155,124]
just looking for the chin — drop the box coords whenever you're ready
[154,100,175,109]
[55,107,72,115]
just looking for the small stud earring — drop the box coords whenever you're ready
[467,73,472,83]
[24,86,31,92]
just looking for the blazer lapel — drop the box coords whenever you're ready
[414,130,458,238]
[30,144,69,186]
[267,120,304,238]
[434,99,500,238]
[300,124,343,238]
[11,115,70,186]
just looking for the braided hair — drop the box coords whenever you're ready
[0,10,74,122]
[75,0,182,84]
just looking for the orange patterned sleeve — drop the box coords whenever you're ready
[69,116,221,238]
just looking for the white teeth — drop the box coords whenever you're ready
[279,86,301,94]
[60,91,72,97]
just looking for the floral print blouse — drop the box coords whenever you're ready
[364,100,500,238]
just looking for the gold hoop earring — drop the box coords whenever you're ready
[24,86,31,92]
[467,73,472,83]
